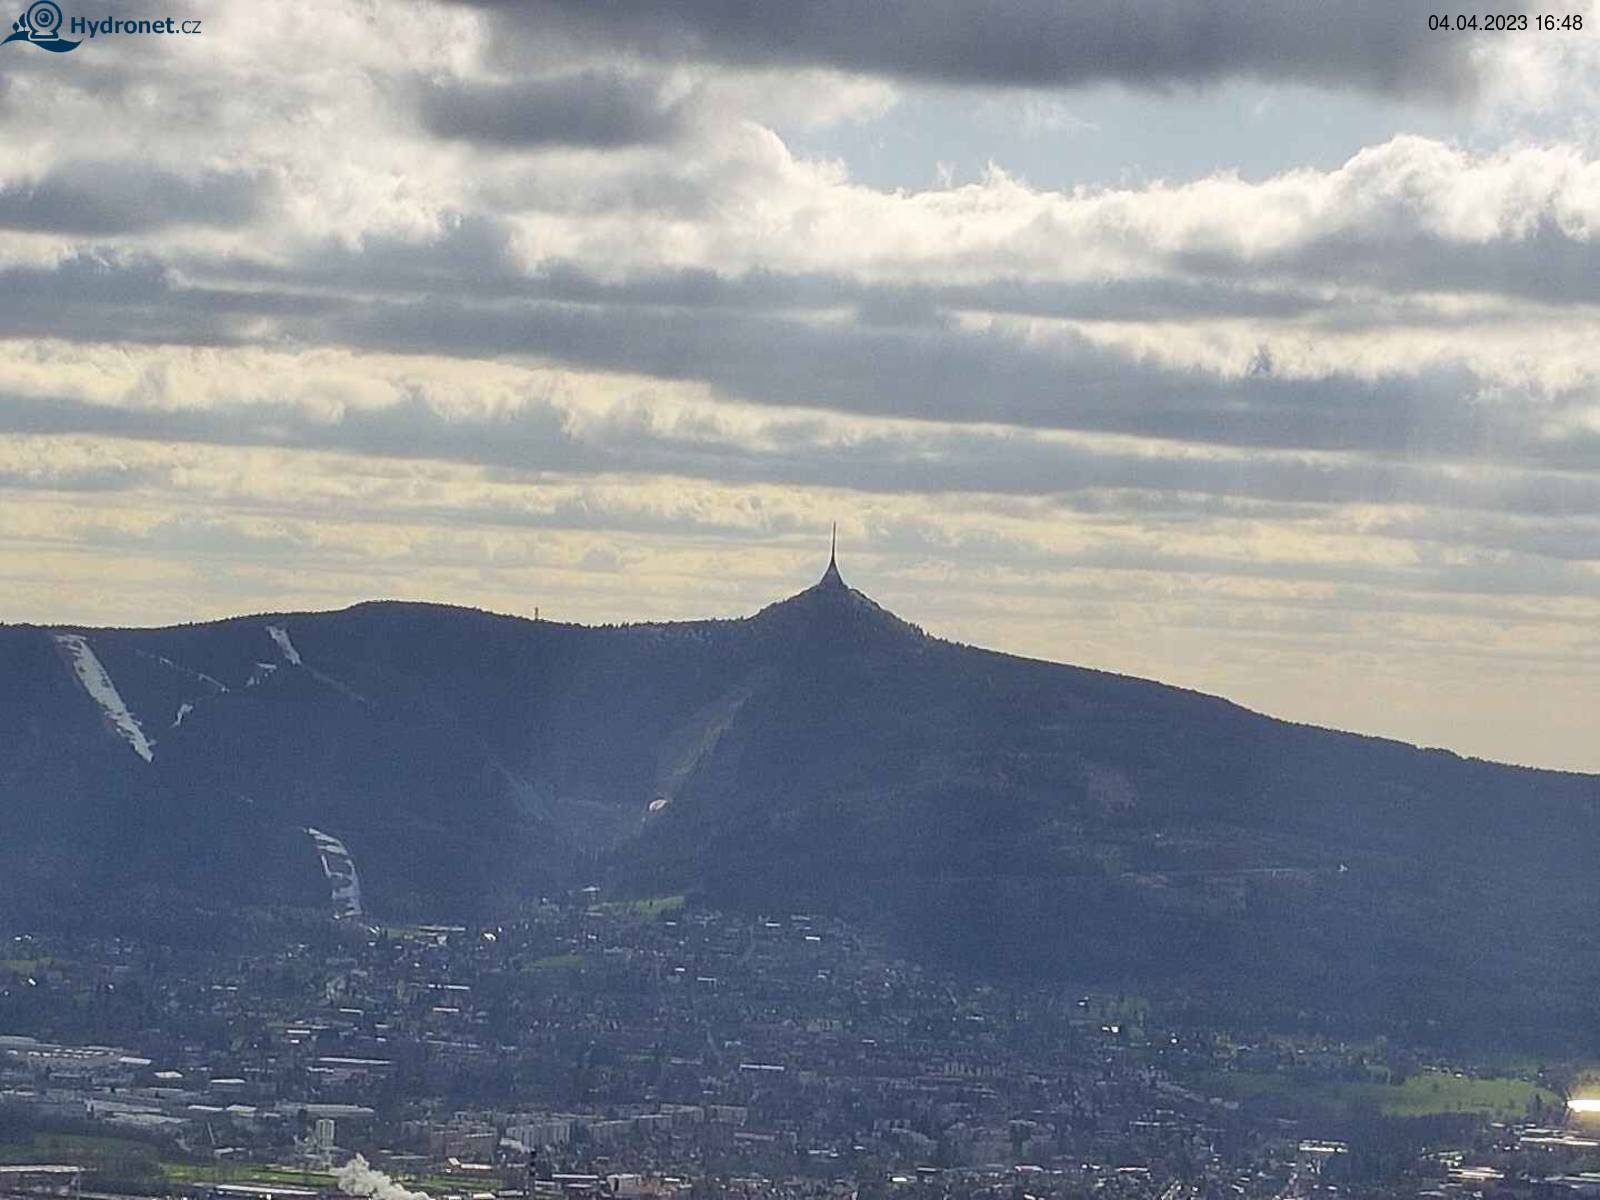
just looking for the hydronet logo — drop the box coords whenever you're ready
[3,0,202,52]
[5,0,76,50]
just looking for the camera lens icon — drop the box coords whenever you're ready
[24,0,62,37]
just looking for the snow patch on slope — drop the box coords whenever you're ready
[173,702,193,728]
[51,633,154,763]
[305,827,363,919]
[266,624,302,666]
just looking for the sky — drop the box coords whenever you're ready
[1,0,1598,771]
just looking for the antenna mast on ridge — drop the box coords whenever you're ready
[830,521,837,568]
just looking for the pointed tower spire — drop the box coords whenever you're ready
[820,521,844,588]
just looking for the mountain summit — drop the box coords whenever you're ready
[751,544,922,647]
[1,563,1596,1044]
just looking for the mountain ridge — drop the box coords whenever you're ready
[16,585,1556,775]
[3,562,1596,1046]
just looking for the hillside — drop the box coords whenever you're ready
[2,556,1596,1046]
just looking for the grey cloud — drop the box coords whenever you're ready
[79,514,319,560]
[1053,488,1325,523]
[1030,540,1600,602]
[0,390,585,477]
[0,462,160,492]
[0,53,145,102]
[459,0,1500,98]
[0,163,265,235]
[1180,222,1600,306]
[157,246,1496,464]
[0,255,326,345]
[326,292,1522,461]
[430,495,812,543]
[880,277,1323,323]
[14,245,1432,460]
[193,217,525,297]
[205,241,1327,323]
[418,70,690,148]
[1371,511,1600,564]
[5,385,1600,525]
[3,245,1587,475]
[869,519,1600,604]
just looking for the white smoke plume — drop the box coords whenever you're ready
[337,1155,431,1200]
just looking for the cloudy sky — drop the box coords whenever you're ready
[2,0,1598,771]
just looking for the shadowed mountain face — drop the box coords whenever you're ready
[3,560,1597,1045]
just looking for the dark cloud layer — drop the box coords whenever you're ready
[198,233,1331,322]
[460,0,1502,97]
[0,163,264,235]
[328,293,1512,461]
[0,247,1576,469]
[0,256,324,346]
[418,70,690,148]
[1179,223,1600,307]
[6,384,1599,524]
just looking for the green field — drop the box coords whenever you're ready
[1191,1070,1558,1120]
[527,951,585,971]
[160,1162,339,1186]
[1383,1073,1558,1117]
[0,1131,162,1163]
[597,894,686,918]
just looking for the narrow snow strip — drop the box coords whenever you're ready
[246,661,278,688]
[304,826,364,919]
[265,622,373,707]
[307,665,373,708]
[133,649,228,693]
[173,702,193,729]
[51,633,154,763]
[266,624,303,666]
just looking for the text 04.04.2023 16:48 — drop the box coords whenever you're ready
[1428,12,1583,29]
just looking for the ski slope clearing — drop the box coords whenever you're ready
[266,624,303,666]
[305,826,363,919]
[52,633,154,763]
